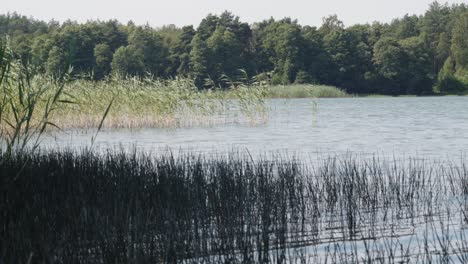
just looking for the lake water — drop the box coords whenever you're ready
[43,96,468,160]
[24,96,468,262]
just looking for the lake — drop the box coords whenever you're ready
[43,96,468,159]
[14,96,468,263]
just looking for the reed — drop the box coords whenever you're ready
[1,150,468,263]
[0,75,270,130]
[266,84,349,98]
[2,70,351,131]
[0,38,76,153]
[0,39,269,132]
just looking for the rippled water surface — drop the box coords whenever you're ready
[43,96,468,159]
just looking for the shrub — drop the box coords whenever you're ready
[436,75,467,94]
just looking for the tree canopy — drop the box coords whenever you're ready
[1,2,467,94]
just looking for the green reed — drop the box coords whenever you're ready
[0,38,76,153]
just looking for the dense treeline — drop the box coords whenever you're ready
[1,1,467,94]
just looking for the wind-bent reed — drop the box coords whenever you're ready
[0,75,270,130]
[1,150,468,263]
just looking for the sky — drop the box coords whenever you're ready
[2,0,467,28]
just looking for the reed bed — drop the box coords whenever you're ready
[1,150,468,263]
[1,74,348,131]
[267,84,349,98]
[0,76,269,130]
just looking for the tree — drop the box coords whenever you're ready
[1,2,466,95]
[189,35,210,87]
[437,75,466,94]
[99,20,128,51]
[451,11,468,84]
[46,46,67,78]
[301,26,330,84]
[320,15,344,35]
[12,35,32,63]
[436,56,465,93]
[421,2,452,73]
[53,23,96,73]
[206,26,243,85]
[399,37,433,94]
[393,14,420,39]
[251,18,276,76]
[436,32,451,69]
[373,36,433,95]
[262,19,304,84]
[196,14,219,40]
[127,26,170,77]
[30,35,53,71]
[171,26,196,76]
[373,37,407,94]
[93,43,112,79]
[322,27,373,92]
[189,12,252,87]
[111,45,144,76]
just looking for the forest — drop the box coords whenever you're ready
[0,1,467,95]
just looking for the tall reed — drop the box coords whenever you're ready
[0,38,77,153]
[1,75,270,130]
[1,150,468,263]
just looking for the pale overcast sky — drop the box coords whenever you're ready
[2,0,467,28]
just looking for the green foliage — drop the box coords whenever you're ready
[189,34,210,87]
[11,35,32,63]
[322,25,373,92]
[30,35,52,70]
[393,15,420,39]
[93,43,112,79]
[267,84,349,98]
[294,70,312,84]
[0,39,75,153]
[435,32,450,70]
[451,11,468,84]
[437,75,467,94]
[373,36,433,95]
[320,15,344,35]
[111,45,144,76]
[0,2,467,94]
[206,26,243,83]
[421,2,452,49]
[262,19,304,84]
[46,46,67,78]
[171,25,195,76]
[436,56,467,94]
[439,56,457,78]
[127,26,169,76]
[373,37,406,80]
[2,75,268,129]
[399,37,434,94]
[188,11,252,88]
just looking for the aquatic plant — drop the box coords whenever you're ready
[1,150,468,263]
[13,75,270,130]
[0,38,76,153]
[266,84,349,98]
